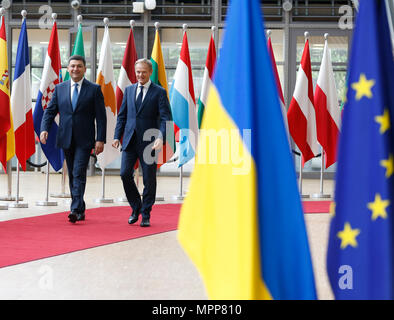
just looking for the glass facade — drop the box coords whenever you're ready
[2,0,362,177]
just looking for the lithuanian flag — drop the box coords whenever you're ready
[150,28,176,167]
[178,0,316,299]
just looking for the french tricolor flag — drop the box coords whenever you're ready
[33,20,63,171]
[169,30,199,167]
[11,18,35,171]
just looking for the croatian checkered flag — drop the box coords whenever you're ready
[33,20,63,171]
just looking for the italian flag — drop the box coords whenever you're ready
[150,28,176,167]
[197,33,216,129]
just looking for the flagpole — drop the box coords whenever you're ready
[154,21,165,202]
[312,33,331,199]
[36,160,58,206]
[115,19,137,203]
[8,160,28,208]
[9,11,28,209]
[94,17,114,204]
[172,23,188,201]
[0,161,20,201]
[299,154,310,199]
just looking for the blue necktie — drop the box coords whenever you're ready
[72,83,79,111]
[135,85,143,112]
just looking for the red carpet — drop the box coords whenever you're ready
[0,204,181,269]
[0,201,330,269]
[302,200,331,214]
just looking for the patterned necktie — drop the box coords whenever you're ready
[72,83,79,111]
[135,85,144,112]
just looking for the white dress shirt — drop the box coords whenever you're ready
[70,78,84,101]
[136,80,151,102]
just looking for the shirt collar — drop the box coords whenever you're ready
[71,77,84,88]
[138,80,151,90]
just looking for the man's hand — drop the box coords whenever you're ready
[112,139,120,149]
[40,131,49,144]
[152,138,163,151]
[95,141,104,155]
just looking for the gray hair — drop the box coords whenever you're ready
[135,58,153,70]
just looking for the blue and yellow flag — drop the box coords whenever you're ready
[178,0,316,300]
[326,0,394,299]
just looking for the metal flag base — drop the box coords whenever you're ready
[311,193,331,199]
[8,161,28,208]
[172,195,184,200]
[50,192,71,198]
[37,161,59,207]
[36,200,58,206]
[94,198,114,204]
[0,203,8,210]
[94,168,114,203]
[8,202,28,208]
[156,195,165,201]
[116,197,128,203]
[0,196,23,201]
[301,194,310,199]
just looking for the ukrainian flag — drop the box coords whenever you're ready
[178,0,316,300]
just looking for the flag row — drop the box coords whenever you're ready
[1,14,344,175]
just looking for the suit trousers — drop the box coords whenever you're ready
[120,135,157,219]
[63,139,92,214]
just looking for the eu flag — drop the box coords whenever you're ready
[326,0,394,299]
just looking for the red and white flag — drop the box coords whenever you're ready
[11,18,35,171]
[267,35,289,138]
[314,39,341,168]
[115,25,138,169]
[115,25,137,114]
[287,39,318,165]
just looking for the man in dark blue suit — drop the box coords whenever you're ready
[112,58,172,227]
[40,55,107,223]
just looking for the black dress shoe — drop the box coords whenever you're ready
[128,210,140,224]
[77,213,85,221]
[68,211,78,223]
[140,218,150,227]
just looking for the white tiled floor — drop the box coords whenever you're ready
[0,171,334,300]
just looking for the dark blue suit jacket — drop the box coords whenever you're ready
[114,82,171,150]
[41,79,107,150]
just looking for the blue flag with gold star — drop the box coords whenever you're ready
[326,0,394,300]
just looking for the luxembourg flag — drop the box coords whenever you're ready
[169,29,199,167]
[11,18,35,171]
[33,20,63,171]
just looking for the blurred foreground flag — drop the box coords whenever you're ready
[178,0,316,300]
[326,0,394,299]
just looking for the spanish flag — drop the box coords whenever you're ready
[178,0,316,300]
[0,15,15,170]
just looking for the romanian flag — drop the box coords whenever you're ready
[178,0,316,300]
[326,0,394,299]
[150,28,176,167]
[0,15,15,170]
